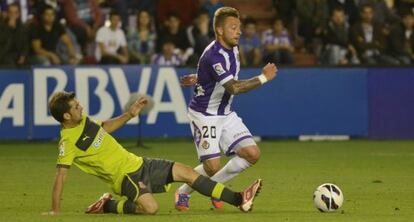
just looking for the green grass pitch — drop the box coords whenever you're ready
[0,140,413,222]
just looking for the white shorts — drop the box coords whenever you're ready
[188,108,257,162]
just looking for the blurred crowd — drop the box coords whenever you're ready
[0,0,414,68]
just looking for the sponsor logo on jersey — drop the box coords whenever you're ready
[93,130,106,148]
[58,143,65,156]
[233,130,250,139]
[213,63,226,75]
[82,135,90,141]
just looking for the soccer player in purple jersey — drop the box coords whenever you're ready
[175,7,278,211]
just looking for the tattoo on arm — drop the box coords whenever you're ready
[223,77,262,95]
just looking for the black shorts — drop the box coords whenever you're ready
[121,158,175,201]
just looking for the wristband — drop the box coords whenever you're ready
[258,74,268,85]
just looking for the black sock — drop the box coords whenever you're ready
[103,200,118,213]
[191,175,242,206]
[103,199,136,214]
[221,188,242,206]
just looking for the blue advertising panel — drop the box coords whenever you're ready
[30,66,194,139]
[368,68,414,139]
[0,69,31,139]
[234,68,369,137]
[2,66,412,140]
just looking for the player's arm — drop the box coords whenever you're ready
[102,97,148,133]
[180,74,198,87]
[43,166,68,215]
[223,63,278,95]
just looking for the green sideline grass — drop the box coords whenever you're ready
[0,140,413,222]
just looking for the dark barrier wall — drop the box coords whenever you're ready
[0,66,412,139]
[368,68,414,139]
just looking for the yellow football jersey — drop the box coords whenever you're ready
[57,115,143,194]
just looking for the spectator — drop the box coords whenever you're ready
[202,0,224,27]
[262,18,295,65]
[350,4,398,65]
[104,0,128,29]
[239,17,261,67]
[320,7,359,65]
[57,19,83,65]
[127,9,156,64]
[60,0,103,53]
[186,9,213,65]
[95,10,128,64]
[31,0,63,23]
[0,3,29,68]
[388,11,414,64]
[296,0,329,51]
[272,0,296,28]
[397,0,414,14]
[1,0,31,23]
[156,0,199,27]
[374,0,400,27]
[29,5,78,65]
[128,0,157,15]
[152,39,183,66]
[157,12,193,64]
[328,0,360,26]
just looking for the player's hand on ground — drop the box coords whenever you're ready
[41,211,58,216]
[262,63,278,81]
[180,74,197,87]
[128,97,148,118]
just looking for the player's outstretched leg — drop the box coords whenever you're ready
[176,145,260,210]
[86,193,138,214]
[172,162,262,212]
[86,192,159,215]
[85,193,113,214]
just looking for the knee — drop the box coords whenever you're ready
[142,202,158,215]
[238,146,261,164]
[248,148,261,164]
[203,162,221,176]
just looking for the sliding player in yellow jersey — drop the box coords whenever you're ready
[42,91,262,215]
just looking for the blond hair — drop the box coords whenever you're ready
[213,7,240,36]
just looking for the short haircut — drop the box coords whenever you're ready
[213,7,239,34]
[400,9,414,19]
[243,17,257,26]
[167,11,180,20]
[49,91,76,123]
[196,9,209,18]
[360,3,374,13]
[109,10,121,18]
[331,7,345,16]
[271,17,283,25]
[7,2,20,11]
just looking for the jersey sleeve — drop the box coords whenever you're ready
[56,140,77,168]
[95,27,105,43]
[208,55,234,86]
[119,31,127,47]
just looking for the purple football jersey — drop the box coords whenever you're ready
[189,40,240,116]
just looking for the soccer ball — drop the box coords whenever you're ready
[313,183,344,212]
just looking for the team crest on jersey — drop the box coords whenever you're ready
[201,140,210,149]
[213,63,226,75]
[195,84,205,97]
[58,143,65,156]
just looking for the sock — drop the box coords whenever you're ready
[177,156,252,196]
[103,199,136,214]
[210,156,252,183]
[191,175,242,206]
[177,164,207,194]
